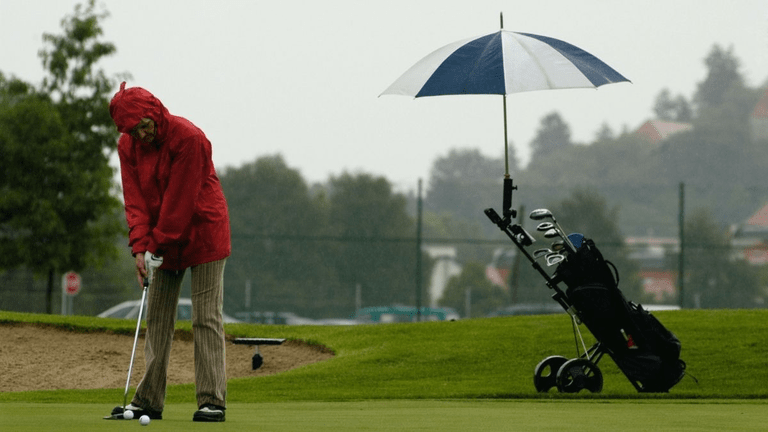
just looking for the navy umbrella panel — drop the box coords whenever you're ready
[382,30,630,98]
[382,29,630,177]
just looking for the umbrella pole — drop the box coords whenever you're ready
[503,94,509,177]
[501,11,508,178]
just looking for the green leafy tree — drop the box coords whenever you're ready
[0,1,124,313]
[682,209,761,308]
[327,173,429,311]
[221,164,433,318]
[422,210,490,265]
[219,155,334,316]
[594,122,615,142]
[439,262,508,318]
[654,88,693,122]
[694,44,745,111]
[656,76,762,226]
[426,148,507,237]
[427,148,508,210]
[529,111,573,163]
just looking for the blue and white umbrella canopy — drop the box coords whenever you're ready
[381,28,629,180]
[381,30,630,97]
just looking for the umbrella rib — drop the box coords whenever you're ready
[505,31,555,90]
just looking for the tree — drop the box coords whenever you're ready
[594,122,615,142]
[694,44,745,111]
[327,173,429,311]
[219,155,333,316]
[529,112,572,162]
[682,209,761,308]
[422,210,489,264]
[439,262,508,318]
[426,148,506,237]
[0,1,124,313]
[221,163,433,318]
[653,88,693,122]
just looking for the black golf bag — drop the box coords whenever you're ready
[550,238,686,392]
[484,180,686,393]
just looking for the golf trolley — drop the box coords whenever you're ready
[485,179,686,393]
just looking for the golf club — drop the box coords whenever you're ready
[537,221,575,253]
[530,209,577,252]
[551,240,566,252]
[104,276,148,420]
[546,253,565,267]
[529,208,553,222]
[533,248,554,260]
[536,222,555,232]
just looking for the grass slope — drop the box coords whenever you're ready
[1,309,767,403]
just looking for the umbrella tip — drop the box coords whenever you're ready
[500,12,504,29]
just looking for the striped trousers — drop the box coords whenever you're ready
[132,258,227,411]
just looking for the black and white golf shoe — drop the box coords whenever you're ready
[193,404,226,422]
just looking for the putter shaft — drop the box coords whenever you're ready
[123,277,148,410]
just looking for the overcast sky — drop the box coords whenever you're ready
[2,1,767,192]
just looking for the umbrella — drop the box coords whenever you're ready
[381,14,630,216]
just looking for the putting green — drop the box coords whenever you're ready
[1,400,764,431]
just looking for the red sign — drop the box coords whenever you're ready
[64,271,81,296]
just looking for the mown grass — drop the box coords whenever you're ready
[1,309,767,404]
[4,400,768,432]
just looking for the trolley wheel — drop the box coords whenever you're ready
[556,358,603,393]
[533,356,569,392]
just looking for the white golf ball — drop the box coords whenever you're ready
[123,410,134,420]
[139,415,150,426]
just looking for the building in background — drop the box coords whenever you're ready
[423,244,462,307]
[634,119,693,143]
[750,87,768,142]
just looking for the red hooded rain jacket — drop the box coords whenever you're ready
[110,82,231,270]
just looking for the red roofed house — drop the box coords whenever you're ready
[625,236,679,303]
[731,202,768,265]
[750,87,768,142]
[634,119,693,143]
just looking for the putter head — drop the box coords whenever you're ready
[103,407,128,420]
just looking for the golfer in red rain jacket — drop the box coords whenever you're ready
[109,82,230,423]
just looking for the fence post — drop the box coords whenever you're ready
[415,178,423,322]
[678,182,685,308]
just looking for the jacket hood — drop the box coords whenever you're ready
[109,82,170,135]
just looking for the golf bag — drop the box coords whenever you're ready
[552,238,686,392]
[484,181,686,393]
